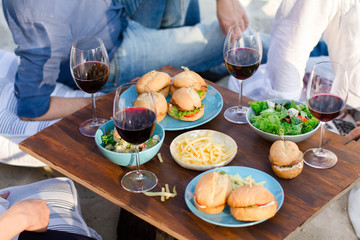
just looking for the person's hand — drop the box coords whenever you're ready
[0,198,50,240]
[216,0,249,34]
[345,121,360,142]
[10,199,50,232]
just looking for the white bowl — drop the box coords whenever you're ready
[246,99,320,143]
[170,130,237,171]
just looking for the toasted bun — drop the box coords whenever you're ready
[169,84,177,96]
[136,70,171,97]
[172,67,207,100]
[271,158,304,179]
[158,85,170,98]
[227,185,278,221]
[171,87,201,110]
[134,92,167,122]
[193,172,232,214]
[167,88,204,121]
[269,140,301,166]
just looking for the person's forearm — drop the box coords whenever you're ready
[0,208,28,240]
[21,97,91,121]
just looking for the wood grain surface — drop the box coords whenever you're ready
[19,65,360,240]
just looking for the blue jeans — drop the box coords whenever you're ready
[104,0,226,91]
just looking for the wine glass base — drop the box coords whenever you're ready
[121,170,158,193]
[79,118,107,137]
[224,106,249,124]
[303,148,338,169]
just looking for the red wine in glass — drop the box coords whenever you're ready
[224,48,261,80]
[73,62,109,93]
[308,94,344,122]
[114,82,158,193]
[114,107,156,145]
[223,24,262,124]
[304,61,348,169]
[70,36,109,137]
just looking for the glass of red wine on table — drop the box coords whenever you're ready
[223,24,262,124]
[113,83,158,192]
[70,36,109,137]
[304,61,349,169]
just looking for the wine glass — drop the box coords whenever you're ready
[304,61,348,169]
[113,82,158,192]
[70,36,109,137]
[223,24,262,124]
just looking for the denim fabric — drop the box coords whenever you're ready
[2,0,126,118]
[105,0,219,92]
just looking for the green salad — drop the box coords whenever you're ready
[248,100,319,135]
[102,129,160,153]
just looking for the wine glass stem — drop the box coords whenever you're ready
[91,93,98,124]
[318,122,325,153]
[135,145,143,179]
[238,80,244,110]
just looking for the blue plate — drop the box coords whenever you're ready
[124,85,223,131]
[185,166,284,227]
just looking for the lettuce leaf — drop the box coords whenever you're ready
[249,100,319,135]
[169,103,204,119]
[248,101,268,115]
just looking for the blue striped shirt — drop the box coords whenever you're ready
[2,0,127,118]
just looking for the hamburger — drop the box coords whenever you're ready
[167,87,204,121]
[170,66,208,100]
[193,172,232,214]
[134,92,167,122]
[227,184,278,221]
[136,70,171,97]
[269,140,304,179]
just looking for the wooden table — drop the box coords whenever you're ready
[19,66,360,240]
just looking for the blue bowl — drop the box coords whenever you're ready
[95,120,165,166]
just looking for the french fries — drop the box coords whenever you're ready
[143,184,177,202]
[173,132,236,166]
[157,153,164,163]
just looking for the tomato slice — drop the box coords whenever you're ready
[298,115,308,122]
[184,112,198,118]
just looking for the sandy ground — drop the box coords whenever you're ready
[0,1,358,239]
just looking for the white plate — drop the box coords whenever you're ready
[170,130,237,171]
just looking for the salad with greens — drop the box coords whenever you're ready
[102,129,160,153]
[248,100,319,135]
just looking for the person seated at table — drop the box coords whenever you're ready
[228,0,360,111]
[0,178,101,240]
[2,0,253,122]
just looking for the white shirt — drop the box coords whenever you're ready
[229,0,360,109]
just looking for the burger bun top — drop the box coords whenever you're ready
[134,92,167,122]
[269,140,301,166]
[227,184,275,208]
[136,70,171,94]
[171,87,201,111]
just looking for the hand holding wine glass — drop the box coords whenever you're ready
[304,61,348,169]
[113,83,158,192]
[223,24,262,124]
[70,36,109,137]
